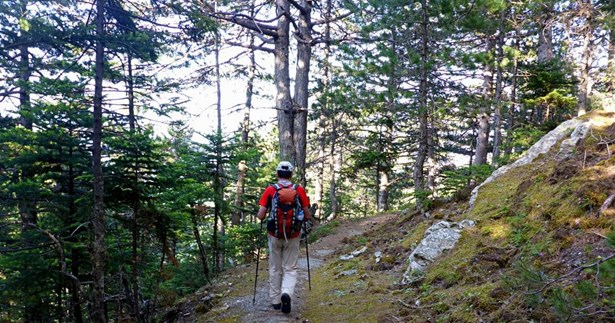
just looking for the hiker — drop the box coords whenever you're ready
[257,161,311,314]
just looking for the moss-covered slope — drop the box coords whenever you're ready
[394,111,615,322]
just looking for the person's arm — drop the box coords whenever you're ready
[302,205,311,221]
[297,186,311,220]
[257,186,273,221]
[257,206,268,221]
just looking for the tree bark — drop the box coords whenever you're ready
[191,208,210,281]
[505,25,520,156]
[577,0,594,116]
[314,0,332,220]
[377,169,389,212]
[292,0,313,186]
[214,17,224,272]
[275,0,294,164]
[537,3,554,63]
[328,113,341,221]
[492,11,505,167]
[232,8,256,225]
[608,27,615,95]
[474,37,494,166]
[91,0,107,321]
[413,0,429,212]
[426,123,436,194]
[17,0,37,232]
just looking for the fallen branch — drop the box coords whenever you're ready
[529,253,615,295]
[600,193,615,216]
[398,299,437,310]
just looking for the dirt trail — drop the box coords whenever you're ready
[207,214,393,323]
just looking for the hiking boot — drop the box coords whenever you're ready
[281,293,291,314]
[272,303,281,310]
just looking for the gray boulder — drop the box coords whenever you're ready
[402,220,475,284]
[469,118,588,208]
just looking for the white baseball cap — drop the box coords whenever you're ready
[277,161,294,172]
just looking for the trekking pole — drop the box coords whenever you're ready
[304,221,311,291]
[253,221,263,305]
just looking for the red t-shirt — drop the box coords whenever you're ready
[259,183,310,209]
[259,182,310,238]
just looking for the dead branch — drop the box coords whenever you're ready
[600,193,615,215]
[26,224,87,303]
[529,253,615,295]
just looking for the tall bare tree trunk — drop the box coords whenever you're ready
[191,208,210,281]
[413,0,429,212]
[474,38,494,166]
[17,0,37,238]
[577,0,594,116]
[213,14,224,272]
[91,0,107,321]
[537,3,554,63]
[275,0,294,164]
[608,27,615,96]
[426,123,436,194]
[293,0,313,185]
[233,2,256,225]
[377,169,389,212]
[492,11,505,168]
[124,54,142,321]
[314,0,332,220]
[328,128,341,221]
[505,25,520,156]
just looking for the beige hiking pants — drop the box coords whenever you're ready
[268,235,300,305]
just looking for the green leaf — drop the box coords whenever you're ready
[19,18,30,32]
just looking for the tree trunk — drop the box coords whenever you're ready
[126,54,141,321]
[413,0,429,212]
[191,208,210,282]
[232,15,255,226]
[426,123,436,194]
[608,27,615,95]
[505,29,519,156]
[314,0,331,220]
[577,0,594,116]
[537,3,554,63]
[18,7,33,131]
[292,0,313,185]
[68,153,84,323]
[17,0,37,232]
[474,37,494,166]
[275,0,294,164]
[327,118,340,221]
[214,21,224,272]
[492,11,505,168]
[91,0,107,321]
[377,170,389,212]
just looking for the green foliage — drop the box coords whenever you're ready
[520,60,578,123]
[440,164,494,198]
[223,223,261,265]
[308,220,341,243]
[499,125,548,163]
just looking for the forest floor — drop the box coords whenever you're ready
[164,213,399,322]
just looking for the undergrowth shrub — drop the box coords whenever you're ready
[506,230,615,321]
[440,164,493,198]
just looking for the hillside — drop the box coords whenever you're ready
[165,111,615,322]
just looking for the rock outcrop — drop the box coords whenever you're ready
[469,118,591,208]
[402,220,475,284]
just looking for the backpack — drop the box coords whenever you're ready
[267,183,304,239]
